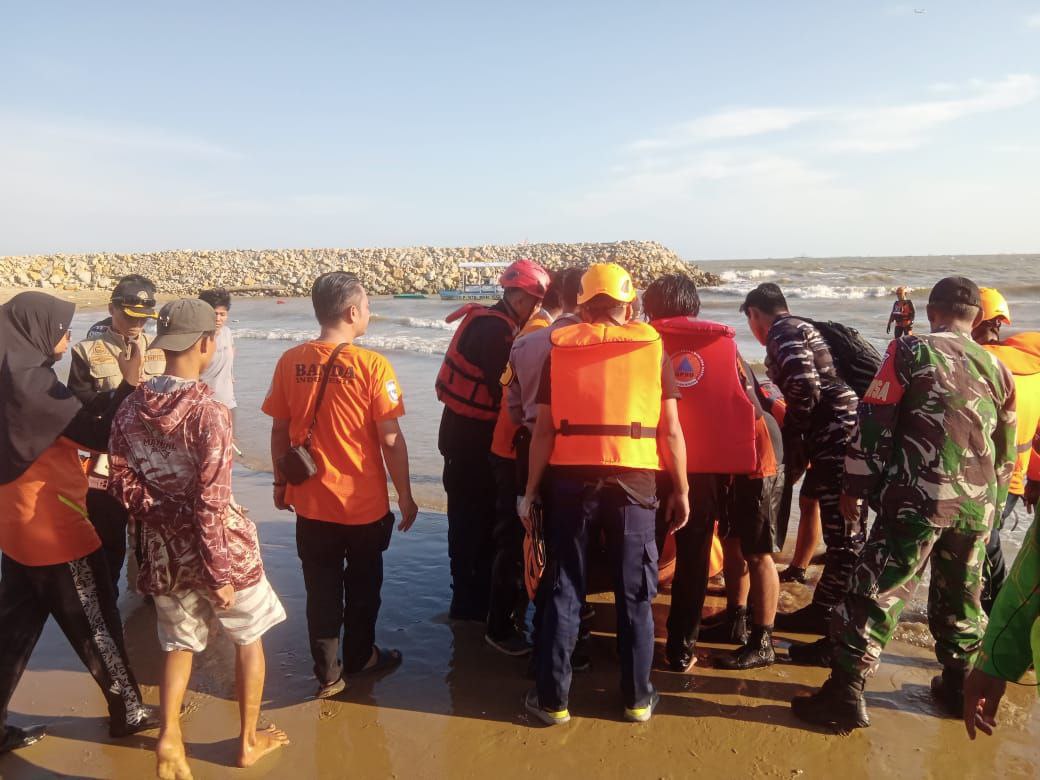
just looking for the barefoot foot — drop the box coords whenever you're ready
[156,734,193,780]
[238,725,290,768]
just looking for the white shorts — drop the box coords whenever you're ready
[154,575,287,653]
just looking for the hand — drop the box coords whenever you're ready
[668,489,691,533]
[518,493,535,534]
[397,494,419,532]
[1024,480,1040,514]
[963,667,1005,740]
[840,493,864,524]
[116,338,144,386]
[273,484,291,511]
[886,324,892,335]
[211,583,236,610]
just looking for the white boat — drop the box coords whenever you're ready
[439,261,509,301]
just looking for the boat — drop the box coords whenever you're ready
[439,261,509,301]
[393,293,427,299]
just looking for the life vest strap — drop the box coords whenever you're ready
[558,420,657,439]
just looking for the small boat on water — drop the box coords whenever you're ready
[393,293,427,299]
[439,261,509,301]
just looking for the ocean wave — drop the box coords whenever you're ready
[718,269,777,283]
[372,314,457,331]
[235,328,448,357]
[712,283,891,300]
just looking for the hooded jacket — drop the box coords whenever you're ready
[108,376,263,596]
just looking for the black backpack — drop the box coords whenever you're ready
[800,318,883,398]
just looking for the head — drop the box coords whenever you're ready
[642,274,701,322]
[539,273,565,318]
[2,291,76,364]
[198,288,232,331]
[739,283,789,345]
[149,299,218,377]
[311,271,370,336]
[926,276,984,334]
[971,287,1011,345]
[499,259,551,324]
[896,286,909,300]
[108,275,157,339]
[577,263,637,324]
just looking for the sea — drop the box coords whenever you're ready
[64,254,1039,559]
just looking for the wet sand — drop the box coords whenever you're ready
[2,467,1037,779]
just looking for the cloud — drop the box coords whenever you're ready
[1027,13,1040,28]
[629,108,819,151]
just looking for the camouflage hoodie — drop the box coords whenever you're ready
[108,376,263,595]
[844,330,1017,531]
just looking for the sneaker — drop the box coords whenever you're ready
[523,688,570,726]
[485,632,533,657]
[778,566,808,584]
[788,637,833,667]
[316,678,347,699]
[624,690,660,723]
[791,673,870,734]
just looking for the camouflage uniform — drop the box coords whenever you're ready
[833,330,1017,678]
[765,314,862,610]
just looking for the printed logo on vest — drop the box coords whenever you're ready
[672,350,705,388]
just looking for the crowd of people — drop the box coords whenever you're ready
[0,262,1037,776]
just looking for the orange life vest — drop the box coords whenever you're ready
[548,321,663,470]
[651,317,757,475]
[490,314,552,458]
[435,304,517,421]
[984,332,1040,495]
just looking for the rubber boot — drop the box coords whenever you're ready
[930,668,965,718]
[788,636,833,667]
[715,625,776,670]
[774,603,831,635]
[791,670,870,734]
[697,605,750,645]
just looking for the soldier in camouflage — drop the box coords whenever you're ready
[741,283,862,635]
[791,277,1017,733]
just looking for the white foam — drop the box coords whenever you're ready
[719,269,777,283]
[713,283,890,300]
[372,314,458,331]
[234,328,449,357]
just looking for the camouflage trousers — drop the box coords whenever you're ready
[831,513,988,679]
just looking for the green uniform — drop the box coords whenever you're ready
[834,330,1017,678]
[976,511,1040,687]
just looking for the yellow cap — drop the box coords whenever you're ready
[979,287,1011,325]
[577,263,636,305]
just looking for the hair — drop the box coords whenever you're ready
[739,283,788,316]
[541,272,564,313]
[115,274,157,294]
[312,271,364,326]
[198,288,231,310]
[642,274,701,321]
[930,301,980,322]
[582,292,628,321]
[558,267,585,310]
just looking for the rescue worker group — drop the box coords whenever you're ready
[1,260,1038,773]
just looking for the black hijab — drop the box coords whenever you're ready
[0,292,81,484]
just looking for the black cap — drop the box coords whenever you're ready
[110,278,157,318]
[928,276,981,308]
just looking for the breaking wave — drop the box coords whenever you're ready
[235,328,449,357]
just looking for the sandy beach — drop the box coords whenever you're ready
[2,466,1037,779]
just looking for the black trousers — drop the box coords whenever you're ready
[0,550,148,740]
[656,474,721,656]
[296,514,394,684]
[487,454,527,639]
[86,488,130,597]
[443,452,497,620]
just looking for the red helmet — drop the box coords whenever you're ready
[499,259,551,298]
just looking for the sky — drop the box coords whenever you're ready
[2,1,1039,260]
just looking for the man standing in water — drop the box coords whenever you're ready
[198,288,238,430]
[435,260,550,622]
[264,272,418,699]
[109,299,289,778]
[971,287,1040,613]
[519,263,689,725]
[887,286,916,338]
[791,277,1016,732]
[69,276,166,596]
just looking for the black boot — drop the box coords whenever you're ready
[665,636,697,672]
[774,603,831,635]
[930,668,965,718]
[779,566,808,584]
[697,605,750,645]
[791,670,870,734]
[788,637,833,667]
[0,724,47,754]
[715,624,776,670]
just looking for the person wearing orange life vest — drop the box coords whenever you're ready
[436,259,551,622]
[887,286,916,338]
[642,275,786,671]
[519,263,690,726]
[972,287,1040,614]
[484,273,564,655]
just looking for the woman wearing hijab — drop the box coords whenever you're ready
[0,292,157,755]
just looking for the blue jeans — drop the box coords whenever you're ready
[535,473,658,710]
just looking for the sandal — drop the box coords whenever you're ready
[347,646,402,678]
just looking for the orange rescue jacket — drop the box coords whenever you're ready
[435,304,517,421]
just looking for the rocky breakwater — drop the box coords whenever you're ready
[0,240,719,297]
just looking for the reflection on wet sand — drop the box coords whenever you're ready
[2,503,1037,779]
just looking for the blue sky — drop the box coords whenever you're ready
[2,1,1039,259]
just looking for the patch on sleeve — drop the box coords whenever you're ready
[385,380,401,404]
[862,341,904,405]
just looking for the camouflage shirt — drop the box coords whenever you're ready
[843,330,1017,531]
[764,314,859,458]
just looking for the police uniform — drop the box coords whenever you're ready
[68,320,164,596]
